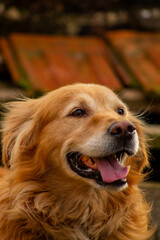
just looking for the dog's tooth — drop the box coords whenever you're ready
[80,156,98,170]
[88,158,93,165]
[81,156,96,165]
[120,153,128,165]
[81,156,90,162]
[90,158,95,164]
[121,178,126,182]
[93,163,97,168]
[123,153,128,161]
[81,156,93,165]
[114,154,118,161]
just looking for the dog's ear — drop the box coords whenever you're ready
[1,99,42,168]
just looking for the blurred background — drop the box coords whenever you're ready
[0,0,160,239]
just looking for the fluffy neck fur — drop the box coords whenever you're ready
[0,166,152,240]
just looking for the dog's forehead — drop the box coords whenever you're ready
[69,85,122,106]
[55,84,124,111]
[45,84,125,118]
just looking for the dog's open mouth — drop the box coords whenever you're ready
[67,152,130,187]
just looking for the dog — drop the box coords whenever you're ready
[0,83,153,240]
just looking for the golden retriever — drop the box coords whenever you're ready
[0,83,153,240]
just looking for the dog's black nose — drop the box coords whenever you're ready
[108,121,136,138]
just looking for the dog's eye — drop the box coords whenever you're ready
[69,108,86,117]
[117,108,125,115]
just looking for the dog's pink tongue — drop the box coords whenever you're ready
[95,157,129,183]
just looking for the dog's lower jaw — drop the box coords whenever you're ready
[95,179,129,192]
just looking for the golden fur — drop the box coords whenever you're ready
[0,84,153,240]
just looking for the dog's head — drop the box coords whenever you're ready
[1,84,149,191]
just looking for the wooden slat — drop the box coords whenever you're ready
[106,31,160,95]
[89,53,122,89]
[0,38,20,82]
[105,45,132,86]
[1,34,122,92]
[10,35,58,90]
[0,38,31,89]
